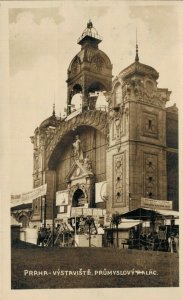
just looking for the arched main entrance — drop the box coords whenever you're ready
[72,189,87,207]
[19,215,29,228]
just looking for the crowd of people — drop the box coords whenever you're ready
[129,231,179,253]
[36,222,179,254]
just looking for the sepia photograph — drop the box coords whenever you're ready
[1,0,182,298]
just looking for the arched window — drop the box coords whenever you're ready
[114,83,122,106]
[71,57,81,76]
[70,84,82,112]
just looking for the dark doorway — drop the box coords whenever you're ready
[19,215,29,228]
[72,189,87,207]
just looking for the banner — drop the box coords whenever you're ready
[11,184,47,207]
[56,190,69,206]
[95,181,107,203]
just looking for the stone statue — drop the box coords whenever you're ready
[83,155,92,171]
[73,135,84,161]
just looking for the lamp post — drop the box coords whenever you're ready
[42,196,46,228]
[85,216,94,247]
[112,212,120,248]
[52,196,55,247]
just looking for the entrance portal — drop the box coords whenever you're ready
[19,215,29,228]
[72,189,87,207]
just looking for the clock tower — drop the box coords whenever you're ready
[66,20,112,114]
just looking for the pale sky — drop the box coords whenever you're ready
[7,1,182,193]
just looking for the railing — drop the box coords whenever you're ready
[77,31,102,44]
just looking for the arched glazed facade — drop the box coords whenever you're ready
[55,125,107,191]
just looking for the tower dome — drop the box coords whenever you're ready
[66,21,112,115]
[119,44,159,81]
[39,105,61,129]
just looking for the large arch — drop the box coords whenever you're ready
[47,124,107,196]
[46,110,108,167]
[48,124,107,169]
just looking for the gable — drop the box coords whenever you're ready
[65,159,93,181]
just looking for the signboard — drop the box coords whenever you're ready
[57,205,71,219]
[11,184,47,207]
[92,209,104,217]
[141,197,173,210]
[71,207,106,217]
[71,207,83,217]
[56,190,69,206]
[59,206,65,213]
[95,181,107,203]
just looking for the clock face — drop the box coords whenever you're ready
[92,56,103,71]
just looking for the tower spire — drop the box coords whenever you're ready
[135,27,139,62]
[52,103,55,117]
[87,19,93,29]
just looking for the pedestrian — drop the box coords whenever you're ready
[37,229,41,246]
[168,235,173,253]
[174,234,179,254]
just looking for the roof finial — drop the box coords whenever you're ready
[135,27,139,62]
[52,103,55,117]
[87,19,93,29]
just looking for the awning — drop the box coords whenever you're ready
[118,219,142,229]
[155,209,179,218]
[106,219,142,230]
[120,208,179,220]
[11,203,32,211]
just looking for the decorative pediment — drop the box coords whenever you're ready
[65,159,93,182]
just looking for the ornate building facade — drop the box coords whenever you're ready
[29,21,178,227]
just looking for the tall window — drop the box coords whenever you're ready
[114,83,122,106]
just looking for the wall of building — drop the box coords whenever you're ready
[166,109,178,210]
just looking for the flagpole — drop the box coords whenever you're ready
[44,196,46,228]
[51,173,55,247]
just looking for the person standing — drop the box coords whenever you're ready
[168,235,173,253]
[174,234,179,254]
